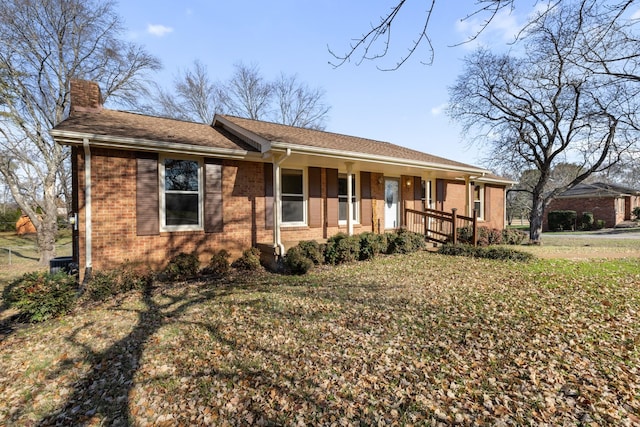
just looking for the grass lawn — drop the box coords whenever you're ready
[0,231,72,282]
[1,248,639,425]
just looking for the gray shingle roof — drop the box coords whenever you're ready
[558,182,640,198]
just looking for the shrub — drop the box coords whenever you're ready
[548,210,577,231]
[84,264,151,301]
[325,233,360,265]
[6,272,78,322]
[386,228,426,254]
[232,247,262,271]
[202,249,231,277]
[594,219,606,230]
[502,228,528,245]
[0,207,21,232]
[296,240,324,265]
[358,232,387,261]
[284,246,314,275]
[163,252,200,281]
[580,212,595,231]
[457,226,475,244]
[476,227,503,246]
[633,206,640,221]
[438,244,535,262]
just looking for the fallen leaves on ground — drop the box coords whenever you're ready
[1,253,639,425]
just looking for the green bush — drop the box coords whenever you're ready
[438,244,535,262]
[0,207,21,232]
[633,206,640,220]
[202,249,231,277]
[296,240,325,265]
[548,210,577,231]
[502,228,528,245]
[163,252,200,281]
[457,226,475,244]
[325,233,360,265]
[358,232,387,261]
[6,272,78,322]
[232,247,262,271]
[85,264,151,301]
[594,219,606,230]
[580,212,595,230]
[386,229,426,254]
[475,226,504,246]
[284,246,314,275]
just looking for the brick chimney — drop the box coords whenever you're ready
[70,79,102,112]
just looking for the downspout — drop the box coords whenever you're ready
[82,138,92,283]
[346,162,354,236]
[273,148,291,258]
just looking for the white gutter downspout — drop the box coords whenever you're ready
[465,175,472,217]
[273,148,291,258]
[82,138,92,282]
[346,162,354,236]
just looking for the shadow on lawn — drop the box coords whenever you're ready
[32,278,233,426]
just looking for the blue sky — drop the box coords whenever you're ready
[116,1,536,167]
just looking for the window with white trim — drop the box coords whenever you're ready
[473,184,484,219]
[338,173,358,222]
[282,168,306,224]
[160,157,202,231]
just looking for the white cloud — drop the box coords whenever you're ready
[631,8,640,20]
[431,103,448,116]
[147,24,174,37]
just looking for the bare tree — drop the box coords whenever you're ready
[330,0,640,71]
[218,62,272,120]
[449,2,639,241]
[0,0,160,264]
[271,73,330,130]
[156,62,330,129]
[154,60,219,123]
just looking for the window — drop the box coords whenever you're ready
[338,173,358,222]
[421,180,432,210]
[161,157,202,230]
[282,168,305,224]
[473,184,484,219]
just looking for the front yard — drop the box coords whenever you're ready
[1,249,639,425]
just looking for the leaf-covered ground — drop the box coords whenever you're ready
[1,253,639,426]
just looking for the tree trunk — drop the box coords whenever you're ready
[529,195,546,242]
[36,215,58,266]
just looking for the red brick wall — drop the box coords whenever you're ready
[543,197,617,230]
[483,185,505,229]
[75,148,272,277]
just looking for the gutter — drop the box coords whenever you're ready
[82,138,92,284]
[268,141,491,176]
[272,148,291,258]
[50,130,261,160]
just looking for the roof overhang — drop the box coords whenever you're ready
[50,129,262,160]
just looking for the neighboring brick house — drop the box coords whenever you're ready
[51,80,512,280]
[543,182,640,230]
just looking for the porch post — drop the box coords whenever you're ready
[465,175,471,217]
[346,162,354,236]
[272,149,291,257]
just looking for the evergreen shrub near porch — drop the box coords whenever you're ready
[285,229,428,275]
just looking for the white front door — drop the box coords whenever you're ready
[384,178,400,229]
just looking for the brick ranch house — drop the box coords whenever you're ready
[543,182,640,230]
[51,80,513,280]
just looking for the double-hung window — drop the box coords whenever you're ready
[473,184,484,219]
[161,157,202,230]
[282,168,305,224]
[338,173,358,223]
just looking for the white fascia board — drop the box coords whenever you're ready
[213,115,272,153]
[50,130,261,160]
[476,176,517,186]
[269,141,491,176]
